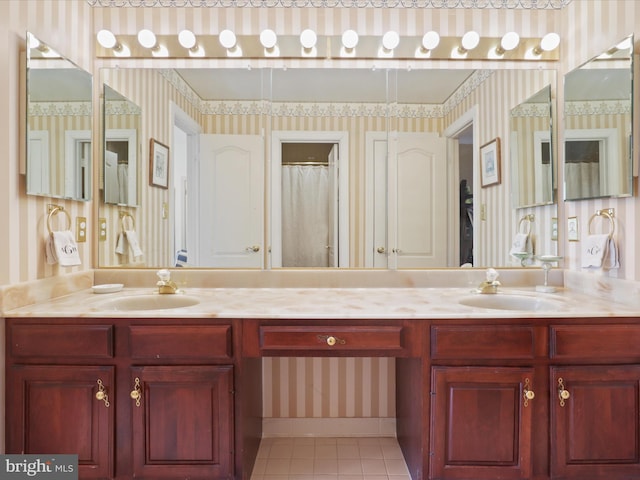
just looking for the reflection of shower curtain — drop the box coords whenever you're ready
[565,162,600,198]
[117,163,128,204]
[282,165,330,267]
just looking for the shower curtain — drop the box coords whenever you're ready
[281,164,330,267]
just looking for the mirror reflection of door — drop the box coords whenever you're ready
[104,140,129,204]
[281,142,338,268]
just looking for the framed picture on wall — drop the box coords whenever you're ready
[149,138,169,189]
[480,137,501,188]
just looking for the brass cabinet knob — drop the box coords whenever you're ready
[523,378,535,407]
[327,336,337,346]
[558,378,570,407]
[95,379,110,407]
[131,377,142,407]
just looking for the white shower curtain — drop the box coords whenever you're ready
[282,165,330,267]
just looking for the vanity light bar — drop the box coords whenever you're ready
[95,33,559,61]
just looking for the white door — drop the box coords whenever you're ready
[365,132,389,268]
[27,130,50,195]
[195,134,264,268]
[327,144,339,267]
[388,132,448,268]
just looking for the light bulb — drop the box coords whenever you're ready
[219,29,237,49]
[342,29,359,49]
[137,29,157,49]
[421,31,440,50]
[382,31,400,50]
[260,29,277,49]
[540,32,560,51]
[500,32,520,51]
[97,29,117,49]
[300,29,317,49]
[178,29,197,49]
[461,31,480,51]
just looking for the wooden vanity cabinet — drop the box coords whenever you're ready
[549,324,640,480]
[428,324,542,480]
[6,318,236,480]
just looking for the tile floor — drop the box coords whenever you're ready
[250,436,412,480]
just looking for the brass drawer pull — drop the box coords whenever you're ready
[130,377,142,407]
[523,378,535,407]
[95,379,110,407]
[558,377,570,407]
[317,334,346,346]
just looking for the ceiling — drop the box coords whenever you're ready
[176,68,474,104]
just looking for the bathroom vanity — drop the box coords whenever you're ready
[5,286,640,480]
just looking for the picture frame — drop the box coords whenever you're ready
[480,137,501,188]
[149,138,169,189]
[567,216,579,242]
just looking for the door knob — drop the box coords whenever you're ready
[377,247,386,254]
[246,245,260,252]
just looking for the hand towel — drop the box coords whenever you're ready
[124,229,143,258]
[115,233,126,255]
[45,230,81,266]
[509,233,532,257]
[582,234,619,270]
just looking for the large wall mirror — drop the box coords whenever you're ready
[26,32,92,201]
[98,66,556,270]
[563,34,633,201]
[510,84,555,208]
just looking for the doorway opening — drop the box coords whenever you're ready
[444,107,477,267]
[271,131,349,268]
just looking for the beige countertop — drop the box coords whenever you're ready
[4,285,637,319]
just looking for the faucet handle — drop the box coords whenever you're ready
[157,269,171,282]
[485,268,500,283]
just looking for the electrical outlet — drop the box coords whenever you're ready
[76,216,87,243]
[480,204,487,221]
[99,217,107,242]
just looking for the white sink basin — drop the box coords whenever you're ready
[458,293,560,312]
[99,294,201,311]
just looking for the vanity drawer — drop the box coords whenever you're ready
[9,324,114,360]
[550,325,640,361]
[129,325,232,360]
[431,325,535,360]
[258,325,405,355]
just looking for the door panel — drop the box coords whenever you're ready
[550,365,640,479]
[430,366,534,480]
[131,365,234,479]
[196,134,263,268]
[7,365,114,479]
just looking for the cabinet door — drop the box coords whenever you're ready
[7,365,115,479]
[130,365,234,479]
[430,366,534,480]
[551,365,640,479]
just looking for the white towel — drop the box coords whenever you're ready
[45,230,81,266]
[115,232,126,255]
[509,233,532,259]
[125,229,143,258]
[582,234,619,270]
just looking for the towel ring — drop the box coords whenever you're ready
[46,205,71,235]
[518,214,534,235]
[120,212,135,231]
[588,209,615,237]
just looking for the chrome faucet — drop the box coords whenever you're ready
[156,269,179,294]
[477,268,501,294]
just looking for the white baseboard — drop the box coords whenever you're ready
[262,417,397,438]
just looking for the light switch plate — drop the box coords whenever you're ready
[76,216,87,243]
[480,204,487,221]
[99,217,107,242]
